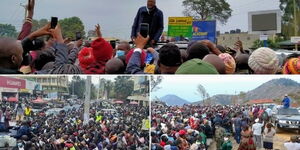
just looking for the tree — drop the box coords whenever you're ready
[196,84,209,105]
[151,76,163,92]
[114,76,134,100]
[251,36,285,49]
[59,17,85,39]
[182,0,232,24]
[280,0,300,38]
[68,76,86,99]
[0,24,18,38]
[104,80,114,99]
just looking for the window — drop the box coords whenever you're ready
[52,78,56,83]
[43,78,47,83]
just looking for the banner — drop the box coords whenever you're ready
[0,76,26,89]
[168,17,193,38]
[192,20,217,43]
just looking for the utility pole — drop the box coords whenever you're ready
[97,77,101,100]
[20,3,27,21]
[294,0,298,51]
[83,76,91,125]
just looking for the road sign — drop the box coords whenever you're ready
[291,37,300,43]
[168,17,193,38]
[192,20,217,43]
[259,35,269,41]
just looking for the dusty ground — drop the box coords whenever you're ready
[208,129,298,150]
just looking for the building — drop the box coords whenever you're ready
[0,76,26,102]
[127,76,149,106]
[18,76,69,99]
[0,76,44,102]
[247,99,274,105]
[217,32,274,50]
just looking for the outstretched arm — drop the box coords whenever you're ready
[125,33,149,74]
[18,0,35,40]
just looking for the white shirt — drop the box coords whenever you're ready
[284,142,300,150]
[252,122,264,135]
[265,108,272,116]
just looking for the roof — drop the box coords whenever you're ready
[247,99,273,104]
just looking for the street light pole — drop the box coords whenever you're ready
[83,76,91,125]
[294,0,298,51]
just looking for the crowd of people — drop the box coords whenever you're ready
[151,103,299,150]
[0,100,149,150]
[1,0,300,75]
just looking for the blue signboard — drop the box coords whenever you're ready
[192,20,216,43]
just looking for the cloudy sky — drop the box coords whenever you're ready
[0,0,280,40]
[152,76,300,102]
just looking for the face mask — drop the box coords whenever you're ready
[224,137,229,141]
[116,50,125,57]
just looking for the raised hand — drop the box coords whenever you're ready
[95,24,102,38]
[135,33,149,49]
[50,24,64,44]
[27,0,35,19]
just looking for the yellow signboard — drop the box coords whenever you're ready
[168,17,193,26]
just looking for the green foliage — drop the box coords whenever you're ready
[251,36,285,49]
[0,24,18,38]
[280,0,300,39]
[59,17,85,40]
[114,76,134,99]
[68,76,86,99]
[182,0,232,24]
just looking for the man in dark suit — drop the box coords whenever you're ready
[131,0,164,46]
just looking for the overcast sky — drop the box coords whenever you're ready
[0,0,280,40]
[152,76,300,102]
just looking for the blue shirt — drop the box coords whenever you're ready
[282,97,291,108]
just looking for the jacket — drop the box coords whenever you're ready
[131,6,164,42]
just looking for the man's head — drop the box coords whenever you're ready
[147,0,156,9]
[158,43,182,74]
[116,41,131,56]
[0,38,23,70]
[105,58,125,74]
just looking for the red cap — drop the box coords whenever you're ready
[178,130,186,136]
[91,38,113,62]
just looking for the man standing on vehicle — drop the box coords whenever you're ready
[282,94,291,109]
[131,0,164,46]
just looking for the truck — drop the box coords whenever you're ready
[272,108,300,133]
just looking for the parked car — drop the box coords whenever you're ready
[272,108,300,133]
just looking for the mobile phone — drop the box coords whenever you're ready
[110,40,116,49]
[50,17,58,29]
[145,52,153,64]
[140,23,149,38]
[75,32,82,40]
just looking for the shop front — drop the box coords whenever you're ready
[0,76,26,103]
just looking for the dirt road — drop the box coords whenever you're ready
[208,129,298,150]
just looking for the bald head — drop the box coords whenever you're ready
[203,54,226,74]
[0,38,23,69]
[105,58,125,74]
